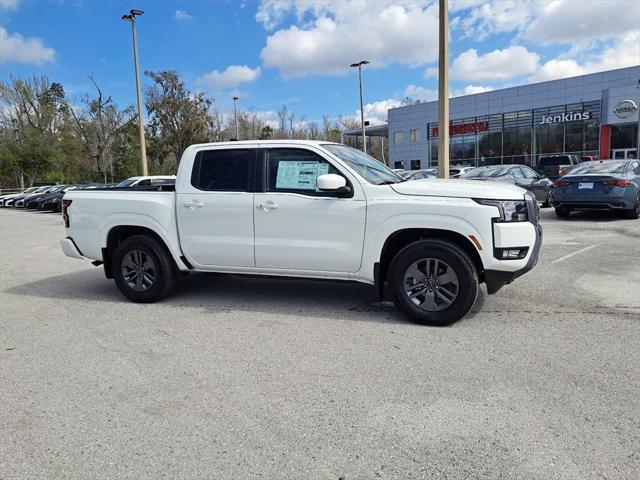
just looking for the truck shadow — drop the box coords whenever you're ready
[5,269,433,325]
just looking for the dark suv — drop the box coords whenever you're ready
[536,155,582,180]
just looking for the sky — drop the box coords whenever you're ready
[1,0,639,126]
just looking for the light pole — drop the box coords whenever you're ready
[122,9,148,176]
[232,96,239,140]
[350,60,369,154]
[437,0,450,178]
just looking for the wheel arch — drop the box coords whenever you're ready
[103,225,184,279]
[376,228,484,298]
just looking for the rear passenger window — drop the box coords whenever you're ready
[191,149,252,191]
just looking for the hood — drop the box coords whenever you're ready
[390,178,526,200]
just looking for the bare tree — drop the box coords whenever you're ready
[67,76,131,181]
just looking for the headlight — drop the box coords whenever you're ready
[474,198,528,222]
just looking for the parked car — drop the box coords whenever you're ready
[536,154,582,180]
[462,165,554,207]
[15,185,60,208]
[552,159,640,219]
[6,186,53,207]
[449,166,475,178]
[60,140,541,326]
[114,175,176,188]
[401,169,438,180]
[38,186,76,211]
[25,185,68,209]
[0,187,40,207]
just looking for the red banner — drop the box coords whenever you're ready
[431,121,488,138]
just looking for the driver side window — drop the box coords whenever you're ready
[266,148,344,195]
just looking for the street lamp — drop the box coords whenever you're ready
[122,9,148,176]
[350,60,370,154]
[232,96,239,140]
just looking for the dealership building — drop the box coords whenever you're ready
[387,65,640,170]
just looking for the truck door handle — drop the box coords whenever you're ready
[184,200,204,209]
[256,201,278,211]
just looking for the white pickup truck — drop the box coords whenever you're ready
[60,140,542,325]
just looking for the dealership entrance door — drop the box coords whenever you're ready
[611,148,637,159]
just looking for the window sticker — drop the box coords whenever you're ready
[275,161,329,190]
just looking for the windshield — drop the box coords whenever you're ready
[567,161,629,175]
[464,167,508,178]
[322,144,404,185]
[115,178,137,187]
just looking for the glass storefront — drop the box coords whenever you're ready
[426,101,602,168]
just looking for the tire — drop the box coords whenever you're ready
[388,239,478,326]
[112,235,177,303]
[542,190,553,208]
[555,206,571,218]
[623,194,640,219]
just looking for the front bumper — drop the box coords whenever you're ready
[485,222,542,294]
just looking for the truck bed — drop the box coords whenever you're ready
[63,189,180,263]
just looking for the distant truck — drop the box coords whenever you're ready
[536,154,582,180]
[60,140,542,326]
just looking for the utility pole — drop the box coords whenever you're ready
[437,0,450,178]
[350,60,370,154]
[122,9,148,176]
[233,96,239,140]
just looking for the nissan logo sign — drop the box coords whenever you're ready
[613,99,638,119]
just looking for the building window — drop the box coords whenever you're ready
[410,160,421,170]
[410,129,420,143]
[394,161,404,169]
[394,131,404,144]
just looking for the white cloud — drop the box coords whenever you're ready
[452,0,534,40]
[0,26,55,65]
[175,10,193,21]
[196,65,261,89]
[453,0,640,47]
[404,84,493,102]
[259,1,439,77]
[449,46,540,81]
[0,0,20,10]
[404,85,438,102]
[455,85,493,96]
[360,99,402,125]
[530,31,640,82]
[523,0,640,45]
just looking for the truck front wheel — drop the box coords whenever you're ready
[112,235,177,303]
[388,239,479,326]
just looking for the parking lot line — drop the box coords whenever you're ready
[550,243,602,264]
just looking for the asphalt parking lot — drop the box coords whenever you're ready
[1,208,638,480]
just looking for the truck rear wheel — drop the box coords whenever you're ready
[112,235,177,303]
[388,239,478,326]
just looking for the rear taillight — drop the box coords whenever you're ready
[553,180,569,187]
[603,179,631,187]
[62,199,72,228]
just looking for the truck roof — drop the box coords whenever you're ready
[124,175,177,180]
[187,140,341,149]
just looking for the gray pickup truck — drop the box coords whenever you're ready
[537,154,582,180]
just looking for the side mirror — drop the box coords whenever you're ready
[317,174,347,191]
